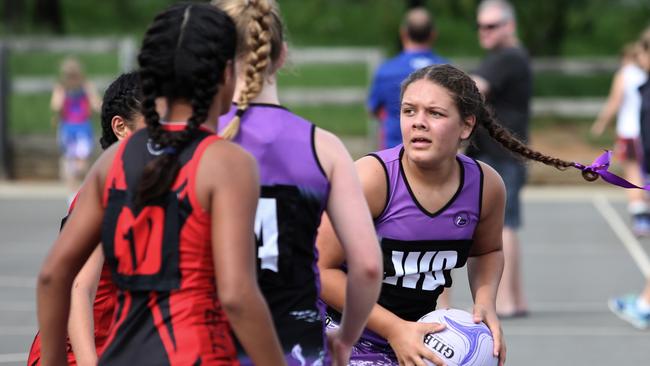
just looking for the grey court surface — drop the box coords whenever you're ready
[1,183,650,365]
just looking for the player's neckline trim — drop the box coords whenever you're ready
[398,147,465,218]
[231,102,289,111]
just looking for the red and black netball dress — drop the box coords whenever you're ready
[27,197,118,366]
[97,125,238,365]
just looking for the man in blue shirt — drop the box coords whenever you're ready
[367,7,448,148]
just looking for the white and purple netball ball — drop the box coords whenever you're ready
[418,308,498,366]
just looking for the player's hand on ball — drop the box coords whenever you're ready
[472,304,506,366]
[326,328,353,366]
[386,319,447,366]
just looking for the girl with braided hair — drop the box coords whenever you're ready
[211,1,383,365]
[28,71,144,366]
[36,4,285,365]
[318,63,597,366]
[98,72,145,149]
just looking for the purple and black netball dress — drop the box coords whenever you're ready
[331,144,483,365]
[219,104,330,365]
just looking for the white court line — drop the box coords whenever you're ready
[504,325,650,337]
[522,186,626,202]
[518,302,606,312]
[0,326,36,336]
[0,182,67,199]
[0,184,627,201]
[0,245,47,254]
[453,301,608,313]
[0,354,27,364]
[0,276,36,289]
[4,299,616,314]
[593,195,650,278]
[524,246,624,256]
[0,301,35,311]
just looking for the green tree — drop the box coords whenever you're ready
[2,0,27,34]
[512,0,574,56]
[34,0,64,34]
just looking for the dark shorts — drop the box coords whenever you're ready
[476,155,527,229]
[614,137,642,162]
[326,315,398,365]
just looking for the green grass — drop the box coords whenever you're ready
[10,93,55,135]
[8,50,615,96]
[10,52,119,76]
[531,116,615,148]
[6,34,617,98]
[8,92,368,136]
[533,72,612,97]
[278,63,369,87]
[286,104,369,136]
[10,90,617,146]
[9,92,102,135]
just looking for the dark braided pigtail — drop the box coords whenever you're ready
[134,67,174,209]
[134,3,236,208]
[476,102,574,171]
[99,72,142,150]
[401,64,592,182]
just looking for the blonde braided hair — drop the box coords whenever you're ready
[213,0,282,140]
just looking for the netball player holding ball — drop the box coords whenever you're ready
[318,64,598,366]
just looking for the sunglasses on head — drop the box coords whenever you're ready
[476,21,505,31]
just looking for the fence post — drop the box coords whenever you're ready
[366,49,383,150]
[118,37,137,73]
[0,43,12,180]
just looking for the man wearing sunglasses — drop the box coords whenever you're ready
[466,0,532,320]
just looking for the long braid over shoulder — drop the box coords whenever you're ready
[135,3,236,208]
[400,64,593,180]
[476,102,574,170]
[213,0,283,140]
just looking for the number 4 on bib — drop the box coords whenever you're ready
[255,197,279,272]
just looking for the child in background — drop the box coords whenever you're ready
[50,57,101,204]
[591,42,649,236]
[609,29,650,331]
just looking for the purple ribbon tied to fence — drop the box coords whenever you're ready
[572,150,650,190]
